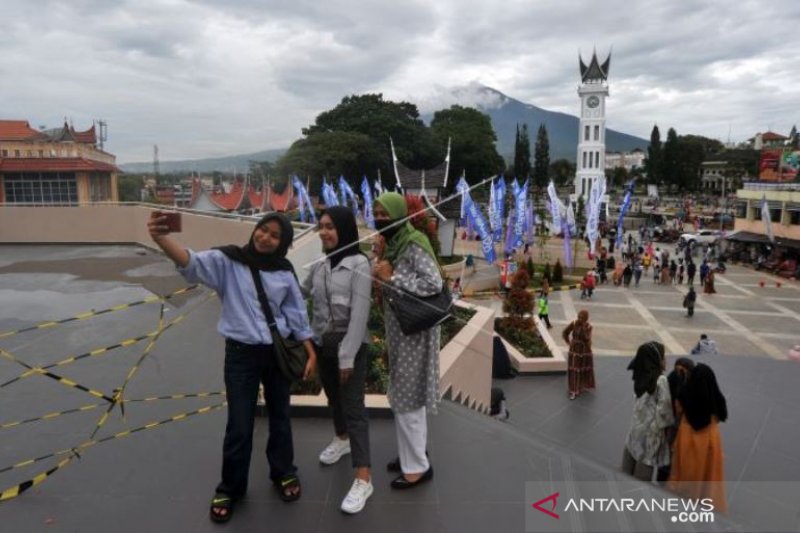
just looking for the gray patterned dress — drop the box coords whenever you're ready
[383,242,442,414]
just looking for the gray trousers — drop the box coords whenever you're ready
[318,340,371,468]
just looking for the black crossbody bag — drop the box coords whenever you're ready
[249,267,307,382]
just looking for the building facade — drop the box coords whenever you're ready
[0,120,119,205]
[605,149,645,172]
[573,50,610,201]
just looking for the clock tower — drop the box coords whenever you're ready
[574,50,611,201]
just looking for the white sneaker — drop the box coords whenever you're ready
[340,478,373,514]
[318,437,350,465]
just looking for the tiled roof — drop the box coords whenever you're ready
[73,125,97,144]
[0,120,43,141]
[761,131,788,141]
[209,180,246,211]
[0,157,119,173]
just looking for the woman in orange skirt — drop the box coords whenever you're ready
[668,363,728,513]
[562,310,595,400]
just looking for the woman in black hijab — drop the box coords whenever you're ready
[668,363,728,512]
[301,206,374,514]
[148,210,317,523]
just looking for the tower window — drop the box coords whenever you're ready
[595,152,600,167]
[582,152,587,169]
[594,125,599,141]
[584,126,590,141]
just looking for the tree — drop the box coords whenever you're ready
[645,125,662,184]
[532,124,550,190]
[429,105,504,187]
[513,123,531,179]
[302,93,435,173]
[661,127,680,190]
[674,136,705,191]
[118,175,144,201]
[549,158,576,187]
[274,131,385,188]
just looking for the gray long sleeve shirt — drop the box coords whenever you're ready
[301,254,372,369]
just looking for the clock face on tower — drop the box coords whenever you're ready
[587,95,600,108]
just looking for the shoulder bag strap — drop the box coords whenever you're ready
[249,266,278,330]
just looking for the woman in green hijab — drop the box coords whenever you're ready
[372,192,441,489]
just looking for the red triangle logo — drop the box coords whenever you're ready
[532,492,560,519]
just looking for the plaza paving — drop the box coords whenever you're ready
[1,244,799,532]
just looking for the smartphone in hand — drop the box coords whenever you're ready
[163,212,182,233]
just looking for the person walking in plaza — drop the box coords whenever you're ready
[668,363,728,513]
[687,260,697,286]
[537,291,553,329]
[669,260,678,285]
[703,269,716,294]
[660,262,671,285]
[562,310,595,400]
[623,263,633,288]
[622,341,674,482]
[677,261,685,285]
[147,211,317,523]
[372,192,441,489]
[301,207,374,513]
[634,261,643,287]
[699,260,710,287]
[683,287,697,317]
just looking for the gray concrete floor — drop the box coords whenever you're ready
[1,244,799,532]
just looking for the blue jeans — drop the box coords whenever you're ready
[216,338,296,498]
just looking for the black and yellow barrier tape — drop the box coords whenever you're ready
[0,348,116,403]
[0,314,187,389]
[0,284,199,341]
[0,401,226,502]
[0,392,225,431]
[88,304,167,439]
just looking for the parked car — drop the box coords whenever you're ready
[679,229,721,246]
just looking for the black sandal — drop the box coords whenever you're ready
[275,474,301,503]
[209,492,235,523]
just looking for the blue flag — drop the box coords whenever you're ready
[463,188,495,264]
[292,175,317,224]
[615,179,636,248]
[360,176,375,229]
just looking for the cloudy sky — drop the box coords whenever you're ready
[3,0,798,163]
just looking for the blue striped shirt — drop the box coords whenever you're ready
[177,249,313,345]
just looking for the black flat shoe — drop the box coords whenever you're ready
[390,466,433,489]
[387,451,429,473]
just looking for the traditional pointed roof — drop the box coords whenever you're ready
[265,182,295,212]
[579,49,611,83]
[391,137,451,191]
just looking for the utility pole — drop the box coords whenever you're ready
[97,119,108,150]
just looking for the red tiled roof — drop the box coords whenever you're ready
[761,131,788,141]
[0,120,43,141]
[209,180,246,211]
[0,157,119,173]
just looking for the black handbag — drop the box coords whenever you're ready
[249,267,308,382]
[386,285,453,335]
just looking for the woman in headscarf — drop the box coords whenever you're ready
[668,363,728,512]
[622,341,674,482]
[372,192,442,489]
[147,210,316,523]
[657,357,696,482]
[704,269,716,294]
[562,309,595,400]
[301,207,374,514]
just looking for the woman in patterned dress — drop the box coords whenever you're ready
[622,341,674,482]
[562,310,595,400]
[372,192,442,489]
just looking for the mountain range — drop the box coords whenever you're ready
[119,85,648,173]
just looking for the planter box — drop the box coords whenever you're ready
[286,300,496,416]
[502,316,567,374]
